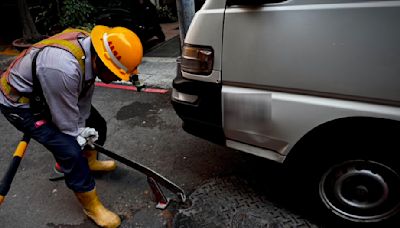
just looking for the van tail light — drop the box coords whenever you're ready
[180,44,213,75]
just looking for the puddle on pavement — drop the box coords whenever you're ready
[116,101,172,129]
[116,102,154,120]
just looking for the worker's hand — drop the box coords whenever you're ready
[76,127,99,149]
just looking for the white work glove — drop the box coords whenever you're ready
[76,127,99,149]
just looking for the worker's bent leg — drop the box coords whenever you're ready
[33,123,120,227]
[0,105,94,192]
[0,106,120,227]
[38,130,95,192]
[32,124,120,227]
[84,106,117,172]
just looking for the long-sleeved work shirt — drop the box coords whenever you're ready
[0,37,95,137]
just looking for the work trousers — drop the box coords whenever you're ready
[0,104,107,193]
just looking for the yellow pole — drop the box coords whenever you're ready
[13,141,28,158]
[0,135,30,205]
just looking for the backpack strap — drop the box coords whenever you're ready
[30,48,50,117]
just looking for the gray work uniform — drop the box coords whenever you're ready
[0,37,95,137]
[0,36,99,193]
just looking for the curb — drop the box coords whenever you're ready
[95,82,169,94]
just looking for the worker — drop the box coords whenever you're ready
[0,25,143,228]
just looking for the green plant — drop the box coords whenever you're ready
[33,0,60,35]
[60,0,95,29]
[156,5,177,23]
[33,0,95,35]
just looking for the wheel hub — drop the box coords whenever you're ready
[319,160,400,223]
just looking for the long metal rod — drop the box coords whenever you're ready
[93,143,186,202]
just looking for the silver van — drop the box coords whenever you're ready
[171,0,400,226]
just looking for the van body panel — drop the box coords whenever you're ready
[222,1,400,103]
[174,0,400,159]
[171,0,400,224]
[173,0,400,159]
[222,85,400,159]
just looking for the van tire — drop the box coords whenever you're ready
[286,120,400,227]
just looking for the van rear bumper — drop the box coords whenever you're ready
[171,64,224,144]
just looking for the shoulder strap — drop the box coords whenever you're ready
[30,48,51,118]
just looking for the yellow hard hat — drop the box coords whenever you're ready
[91,25,143,81]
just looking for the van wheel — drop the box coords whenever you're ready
[287,129,400,227]
[319,159,400,224]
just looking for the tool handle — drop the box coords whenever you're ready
[0,135,30,205]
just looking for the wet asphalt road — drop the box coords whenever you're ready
[0,86,316,228]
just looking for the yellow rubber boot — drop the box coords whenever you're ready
[85,149,117,172]
[75,189,121,228]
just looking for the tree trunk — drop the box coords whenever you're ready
[17,0,42,42]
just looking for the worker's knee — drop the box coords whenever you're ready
[62,147,82,161]
[41,133,83,168]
